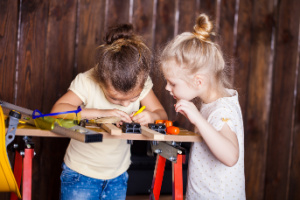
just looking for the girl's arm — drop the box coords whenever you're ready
[194,116,239,167]
[51,90,132,122]
[175,99,239,167]
[131,89,168,125]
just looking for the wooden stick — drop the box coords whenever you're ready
[100,123,122,135]
[141,126,165,140]
[92,116,121,124]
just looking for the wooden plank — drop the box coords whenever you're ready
[178,0,198,35]
[290,3,300,194]
[196,0,216,18]
[0,0,18,103]
[105,0,130,30]
[132,0,154,48]
[16,0,49,111]
[290,107,300,200]
[141,126,165,140]
[264,0,300,199]
[43,0,77,113]
[242,1,275,199]
[233,1,252,116]
[288,1,300,199]
[217,0,236,83]
[77,0,106,74]
[100,123,122,135]
[93,116,121,124]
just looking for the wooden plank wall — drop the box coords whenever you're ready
[0,0,299,199]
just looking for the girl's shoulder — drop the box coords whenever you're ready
[201,89,242,118]
[202,89,244,132]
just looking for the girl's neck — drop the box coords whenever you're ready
[200,86,230,104]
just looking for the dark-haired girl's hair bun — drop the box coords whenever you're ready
[105,24,134,44]
[193,14,214,42]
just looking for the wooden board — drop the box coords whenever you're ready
[13,124,202,142]
[100,123,122,136]
[141,126,165,140]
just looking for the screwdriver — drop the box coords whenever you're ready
[133,106,146,116]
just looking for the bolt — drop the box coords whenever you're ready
[13,144,18,148]
[169,156,177,162]
[154,149,162,154]
[20,151,25,156]
[177,150,182,154]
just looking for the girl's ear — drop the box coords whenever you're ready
[193,75,203,88]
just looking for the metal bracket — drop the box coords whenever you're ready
[150,141,185,163]
[6,110,21,148]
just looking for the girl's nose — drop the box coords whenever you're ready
[165,83,171,91]
[121,101,131,107]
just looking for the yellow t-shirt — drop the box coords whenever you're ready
[64,68,153,179]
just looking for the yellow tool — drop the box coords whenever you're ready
[0,106,21,198]
[133,106,146,116]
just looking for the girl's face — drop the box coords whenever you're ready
[102,84,142,107]
[163,60,199,101]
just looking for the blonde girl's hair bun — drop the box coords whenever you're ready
[193,14,214,42]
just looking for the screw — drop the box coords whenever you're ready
[154,149,162,154]
[169,156,177,162]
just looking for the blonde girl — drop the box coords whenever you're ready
[160,14,245,199]
[51,24,167,200]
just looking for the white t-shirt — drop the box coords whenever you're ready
[64,68,153,179]
[186,89,246,200]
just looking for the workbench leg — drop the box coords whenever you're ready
[172,154,183,200]
[10,151,23,200]
[23,148,34,200]
[150,155,166,200]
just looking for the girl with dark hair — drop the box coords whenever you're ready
[51,24,167,200]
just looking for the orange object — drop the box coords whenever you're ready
[155,120,166,124]
[164,120,173,127]
[173,154,183,200]
[166,126,180,135]
[150,154,183,200]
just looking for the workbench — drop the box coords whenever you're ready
[14,124,202,142]
[1,100,202,200]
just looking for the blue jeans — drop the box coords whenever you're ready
[60,163,128,200]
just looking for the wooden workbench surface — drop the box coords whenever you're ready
[14,124,202,142]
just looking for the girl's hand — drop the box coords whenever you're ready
[130,110,153,126]
[99,109,132,123]
[174,99,201,124]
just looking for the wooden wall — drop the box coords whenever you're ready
[0,0,300,199]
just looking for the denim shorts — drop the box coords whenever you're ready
[60,163,128,200]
